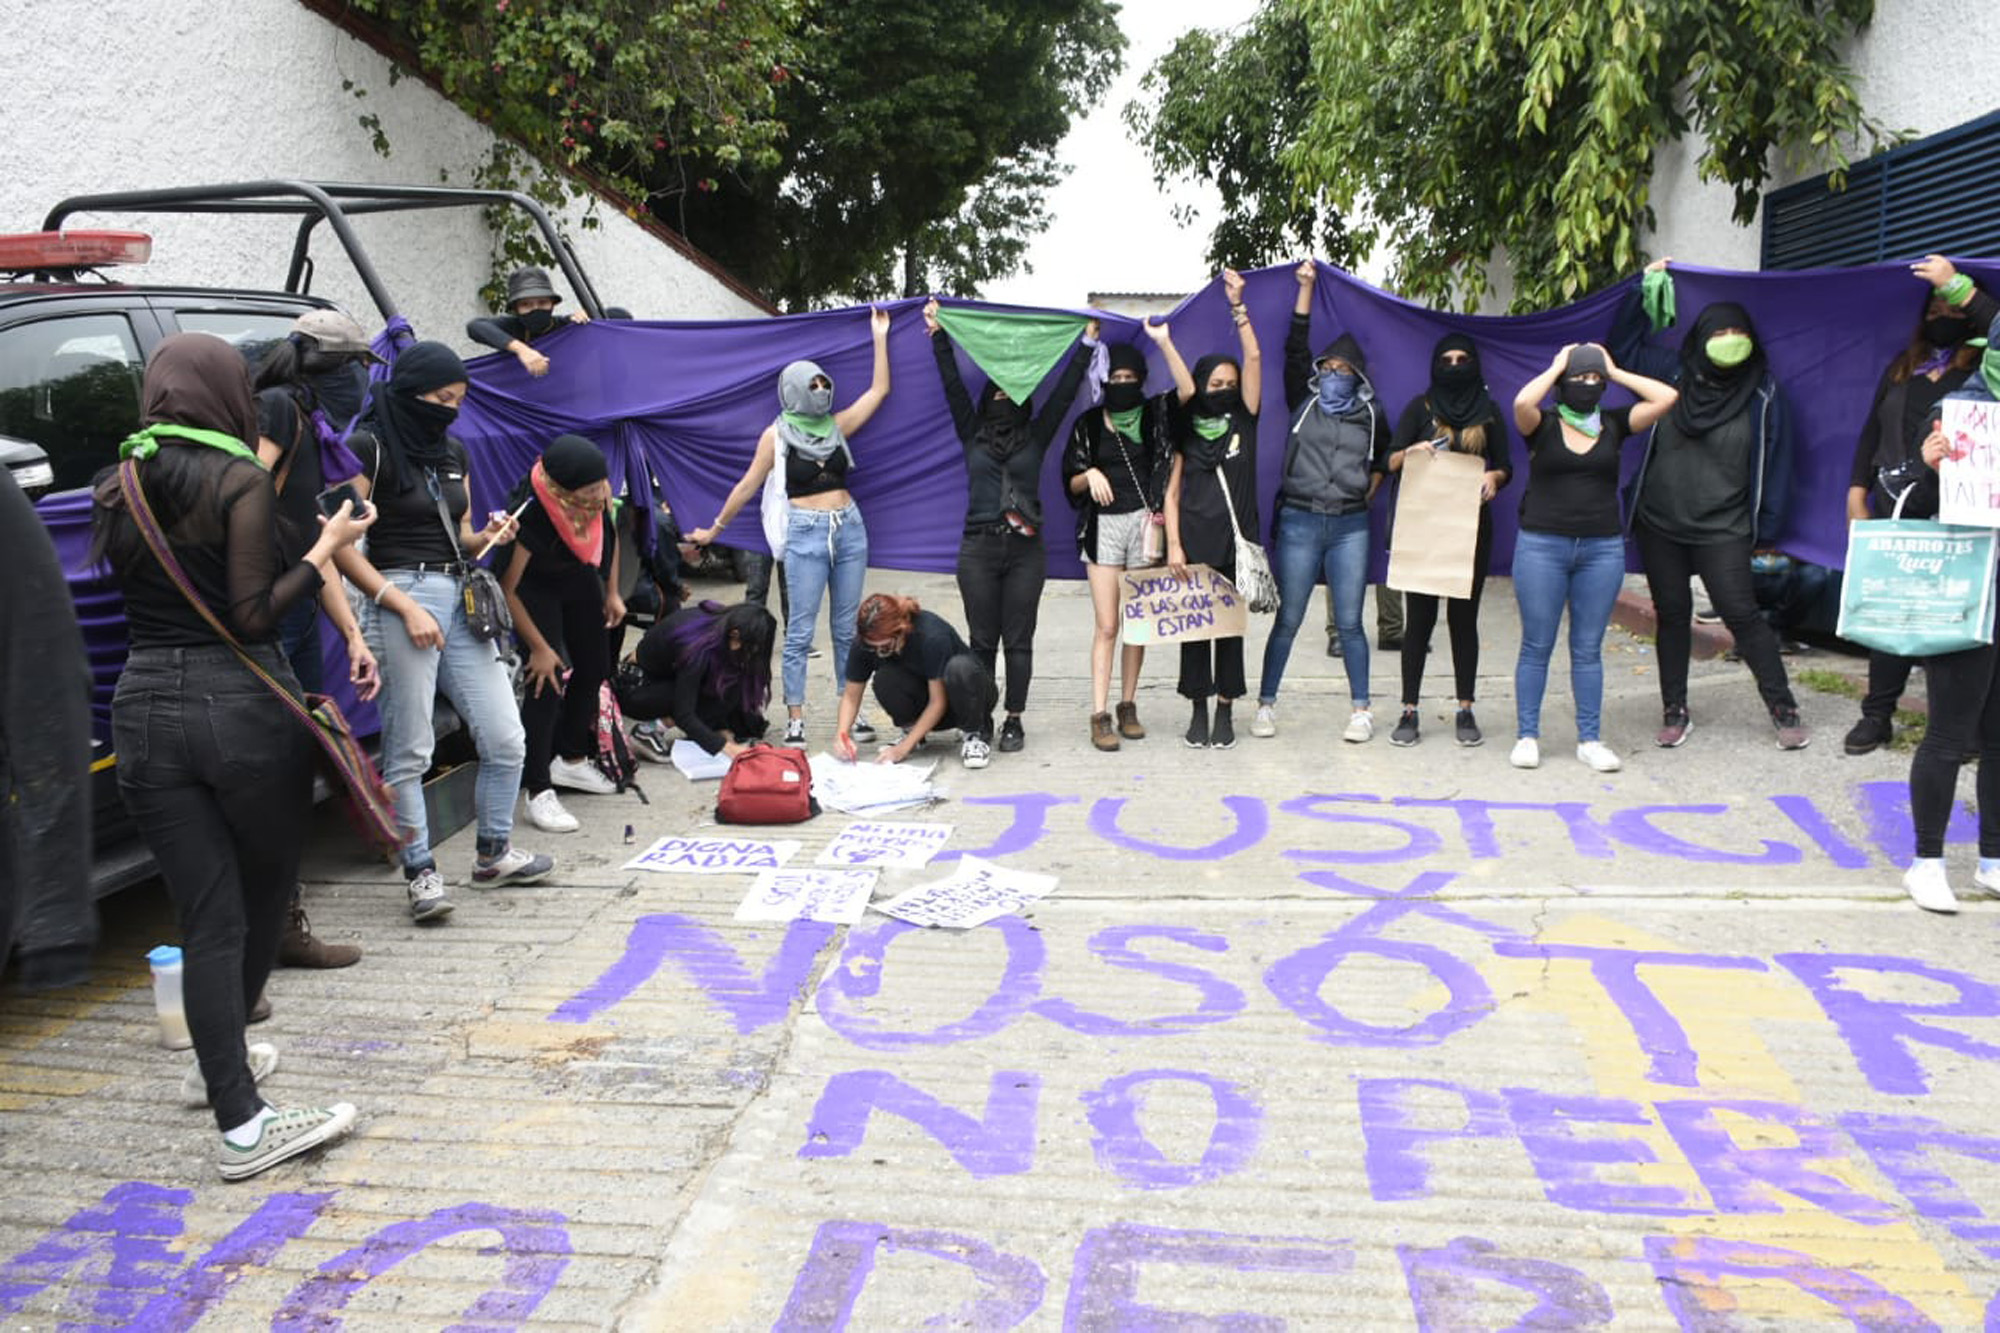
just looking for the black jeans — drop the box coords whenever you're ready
[278,596,322,696]
[871,652,998,740]
[956,528,1047,716]
[114,645,314,1131]
[1179,555,1245,701]
[1634,523,1795,714]
[518,574,612,793]
[1913,601,2000,857]
[1402,515,1492,705]
[1863,651,1917,725]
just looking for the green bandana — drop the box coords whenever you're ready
[1556,405,1603,438]
[1705,333,1754,368]
[779,410,836,438]
[118,423,265,466]
[934,306,1089,403]
[1108,406,1143,441]
[1191,415,1229,441]
[1641,268,1676,331]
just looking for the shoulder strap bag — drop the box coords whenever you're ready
[1213,467,1279,614]
[426,472,514,643]
[1105,418,1167,565]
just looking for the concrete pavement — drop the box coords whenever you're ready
[4,569,1996,1330]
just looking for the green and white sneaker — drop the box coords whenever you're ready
[217,1102,357,1181]
[181,1042,279,1108]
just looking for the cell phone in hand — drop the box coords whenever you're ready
[315,482,366,519]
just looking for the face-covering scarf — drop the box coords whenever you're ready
[978,383,1033,458]
[1555,345,1609,438]
[366,340,467,492]
[1186,353,1242,467]
[1102,344,1148,441]
[1672,302,1766,436]
[1426,333,1497,431]
[775,359,853,469]
[528,433,609,567]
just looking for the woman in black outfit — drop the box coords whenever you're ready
[1383,333,1514,748]
[92,333,368,1179]
[466,266,589,379]
[922,300,1095,753]
[1165,268,1263,750]
[1611,259,1806,751]
[499,435,627,834]
[834,593,1000,770]
[1843,255,1996,756]
[622,601,777,757]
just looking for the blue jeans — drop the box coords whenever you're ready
[1258,506,1372,706]
[1512,531,1626,742]
[366,570,527,870]
[782,504,868,707]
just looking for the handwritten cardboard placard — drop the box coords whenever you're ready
[1118,563,1249,646]
[1938,397,2000,527]
[874,855,1059,929]
[1387,447,1484,600]
[734,868,879,924]
[623,836,802,875]
[817,821,955,869]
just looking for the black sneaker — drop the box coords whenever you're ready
[1455,708,1483,747]
[1184,700,1210,749]
[1326,636,1343,659]
[1389,710,1420,747]
[1210,704,1236,750]
[998,716,1025,752]
[1843,715,1892,756]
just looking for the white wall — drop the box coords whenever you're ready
[0,0,768,345]
[1645,4,2000,269]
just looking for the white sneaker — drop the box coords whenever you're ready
[181,1042,279,1108]
[525,789,580,833]
[1509,737,1541,769]
[1576,741,1623,773]
[1904,859,1960,913]
[406,866,454,922]
[1251,705,1277,738]
[961,735,992,769]
[782,718,807,748]
[548,755,616,795]
[1343,710,1374,743]
[1974,863,2000,897]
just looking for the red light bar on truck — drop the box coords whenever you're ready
[0,231,152,270]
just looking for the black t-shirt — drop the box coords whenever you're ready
[510,499,613,597]
[844,610,968,685]
[1173,406,1260,568]
[1518,406,1635,538]
[1636,410,1755,543]
[353,434,472,569]
[255,388,326,564]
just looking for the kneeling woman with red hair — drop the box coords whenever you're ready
[834,594,1000,769]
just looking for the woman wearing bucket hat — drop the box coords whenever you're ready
[467,266,590,379]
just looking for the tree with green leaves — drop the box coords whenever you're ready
[1132,0,1888,311]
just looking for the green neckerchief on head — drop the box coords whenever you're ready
[1641,268,1676,331]
[1556,405,1603,438]
[119,423,265,466]
[1190,414,1229,441]
[1108,405,1144,441]
[780,410,836,438]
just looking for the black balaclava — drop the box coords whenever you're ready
[520,308,558,338]
[978,382,1033,458]
[1924,309,1974,350]
[1672,301,1765,436]
[1191,353,1242,418]
[1103,344,1148,413]
[1427,333,1494,429]
[368,341,467,491]
[1557,345,1609,414]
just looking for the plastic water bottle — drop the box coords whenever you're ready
[146,945,192,1050]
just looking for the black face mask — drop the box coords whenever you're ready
[1103,382,1145,413]
[1924,315,1972,348]
[982,394,1029,426]
[1434,359,1480,389]
[1558,377,1607,413]
[521,308,557,337]
[1202,388,1241,416]
[407,398,460,433]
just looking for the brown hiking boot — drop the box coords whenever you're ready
[278,902,361,969]
[1115,701,1145,740]
[1091,712,1120,751]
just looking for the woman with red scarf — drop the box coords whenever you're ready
[499,435,626,834]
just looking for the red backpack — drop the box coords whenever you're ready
[715,745,818,824]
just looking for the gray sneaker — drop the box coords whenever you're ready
[473,846,555,887]
[181,1042,279,1108]
[406,866,453,922]
[216,1102,357,1181]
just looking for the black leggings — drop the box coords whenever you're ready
[871,652,999,740]
[1912,605,2000,858]
[1863,651,1917,724]
[518,576,612,793]
[956,529,1047,716]
[114,646,314,1132]
[1402,517,1492,705]
[1634,523,1795,713]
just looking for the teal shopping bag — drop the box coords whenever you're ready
[1838,514,1997,657]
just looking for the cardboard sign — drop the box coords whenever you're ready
[734,868,878,924]
[1118,563,1250,646]
[1387,447,1484,600]
[817,821,955,869]
[1937,397,2000,527]
[623,836,801,875]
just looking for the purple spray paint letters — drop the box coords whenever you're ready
[548,913,836,1030]
[1503,1088,1702,1216]
[1400,1236,1614,1330]
[936,793,1079,863]
[1776,952,2000,1095]
[815,915,1045,1050]
[1642,1235,1940,1331]
[1655,1099,1895,1224]
[1278,794,1445,864]
[1840,1112,2000,1255]
[1081,1070,1262,1190]
[1087,794,1270,861]
[1032,925,1248,1037]
[1358,1078,1513,1202]
[775,1220,1045,1330]
[799,1070,1040,1179]
[1061,1222,1353,1331]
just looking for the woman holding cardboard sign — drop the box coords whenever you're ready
[1384,334,1514,748]
[1165,269,1262,750]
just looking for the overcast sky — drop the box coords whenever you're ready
[980,0,1261,309]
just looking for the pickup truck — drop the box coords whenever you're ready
[3,182,603,894]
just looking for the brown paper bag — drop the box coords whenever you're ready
[1386,448,1484,600]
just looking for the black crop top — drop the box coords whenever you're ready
[786,446,850,498]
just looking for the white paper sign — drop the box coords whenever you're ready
[817,821,956,868]
[671,739,733,781]
[623,836,801,875]
[1938,397,2000,527]
[874,855,1058,929]
[808,753,940,814]
[734,868,878,924]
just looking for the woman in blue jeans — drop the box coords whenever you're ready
[691,307,892,748]
[341,342,554,922]
[1252,259,1391,743]
[1509,343,1678,772]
